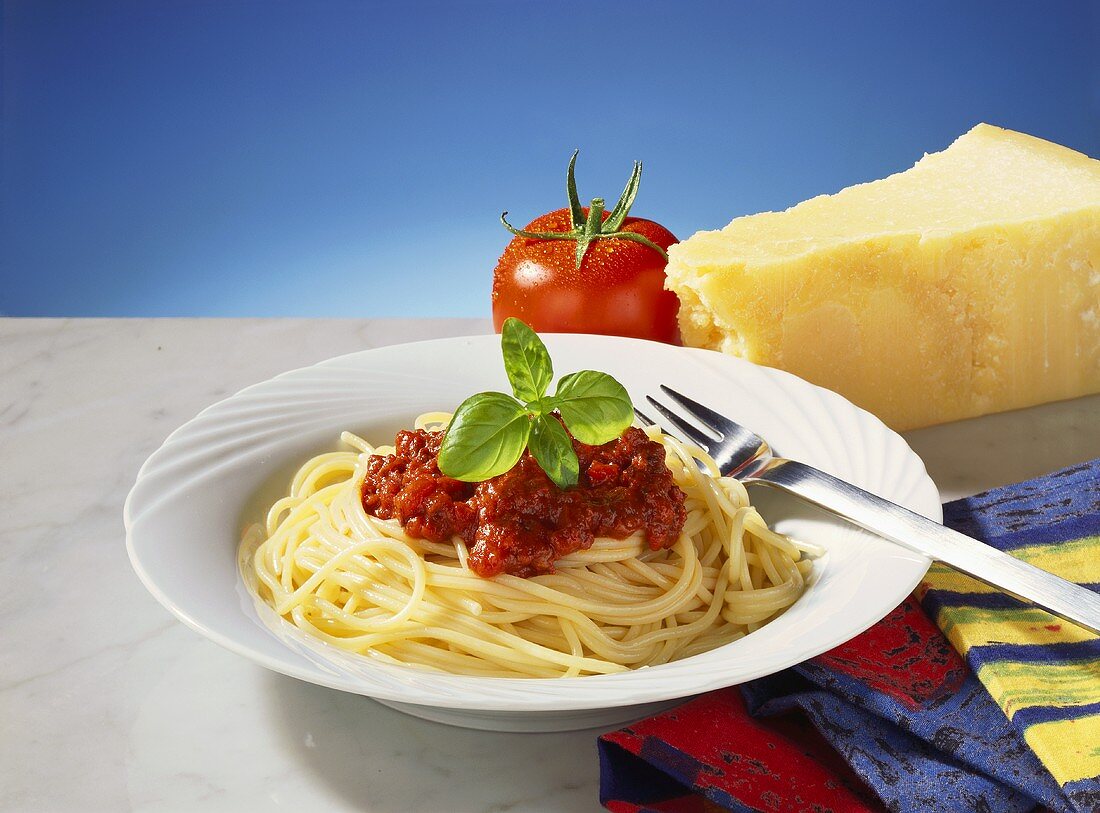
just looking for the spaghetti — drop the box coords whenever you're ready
[243,415,819,678]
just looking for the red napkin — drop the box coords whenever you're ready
[598,596,1067,812]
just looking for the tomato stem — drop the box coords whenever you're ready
[584,197,605,232]
[603,161,642,232]
[566,150,584,230]
[500,213,580,242]
[500,153,669,269]
[576,197,605,267]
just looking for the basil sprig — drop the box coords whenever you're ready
[437,318,633,489]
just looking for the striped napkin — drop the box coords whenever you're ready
[598,459,1100,813]
[921,459,1100,811]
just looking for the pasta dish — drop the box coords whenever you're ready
[243,414,817,678]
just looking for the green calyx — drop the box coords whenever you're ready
[437,318,634,489]
[500,151,669,269]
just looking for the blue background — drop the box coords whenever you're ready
[2,0,1098,317]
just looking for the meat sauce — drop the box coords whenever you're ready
[360,424,686,578]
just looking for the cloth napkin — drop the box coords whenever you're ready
[598,459,1100,813]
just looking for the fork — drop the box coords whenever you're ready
[639,385,1100,635]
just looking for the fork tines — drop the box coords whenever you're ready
[643,391,720,452]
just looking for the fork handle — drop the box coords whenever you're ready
[753,461,1100,635]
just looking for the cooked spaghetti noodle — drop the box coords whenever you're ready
[243,415,819,678]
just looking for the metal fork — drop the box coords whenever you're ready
[640,385,1100,635]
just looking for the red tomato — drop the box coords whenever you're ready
[492,208,679,343]
[491,155,681,344]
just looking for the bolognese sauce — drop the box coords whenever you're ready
[361,423,686,578]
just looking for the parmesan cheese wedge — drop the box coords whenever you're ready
[666,124,1100,430]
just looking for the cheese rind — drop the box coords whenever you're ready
[667,124,1100,430]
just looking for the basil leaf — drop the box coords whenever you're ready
[529,414,579,490]
[437,392,532,482]
[500,318,553,403]
[554,370,634,446]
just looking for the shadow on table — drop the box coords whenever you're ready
[902,393,1100,500]
[265,672,604,813]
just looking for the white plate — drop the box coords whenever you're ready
[124,334,938,732]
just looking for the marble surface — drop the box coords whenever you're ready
[2,318,1098,813]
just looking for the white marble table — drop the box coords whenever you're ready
[3,318,1098,813]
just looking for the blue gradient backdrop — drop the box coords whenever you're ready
[2,1,1098,317]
